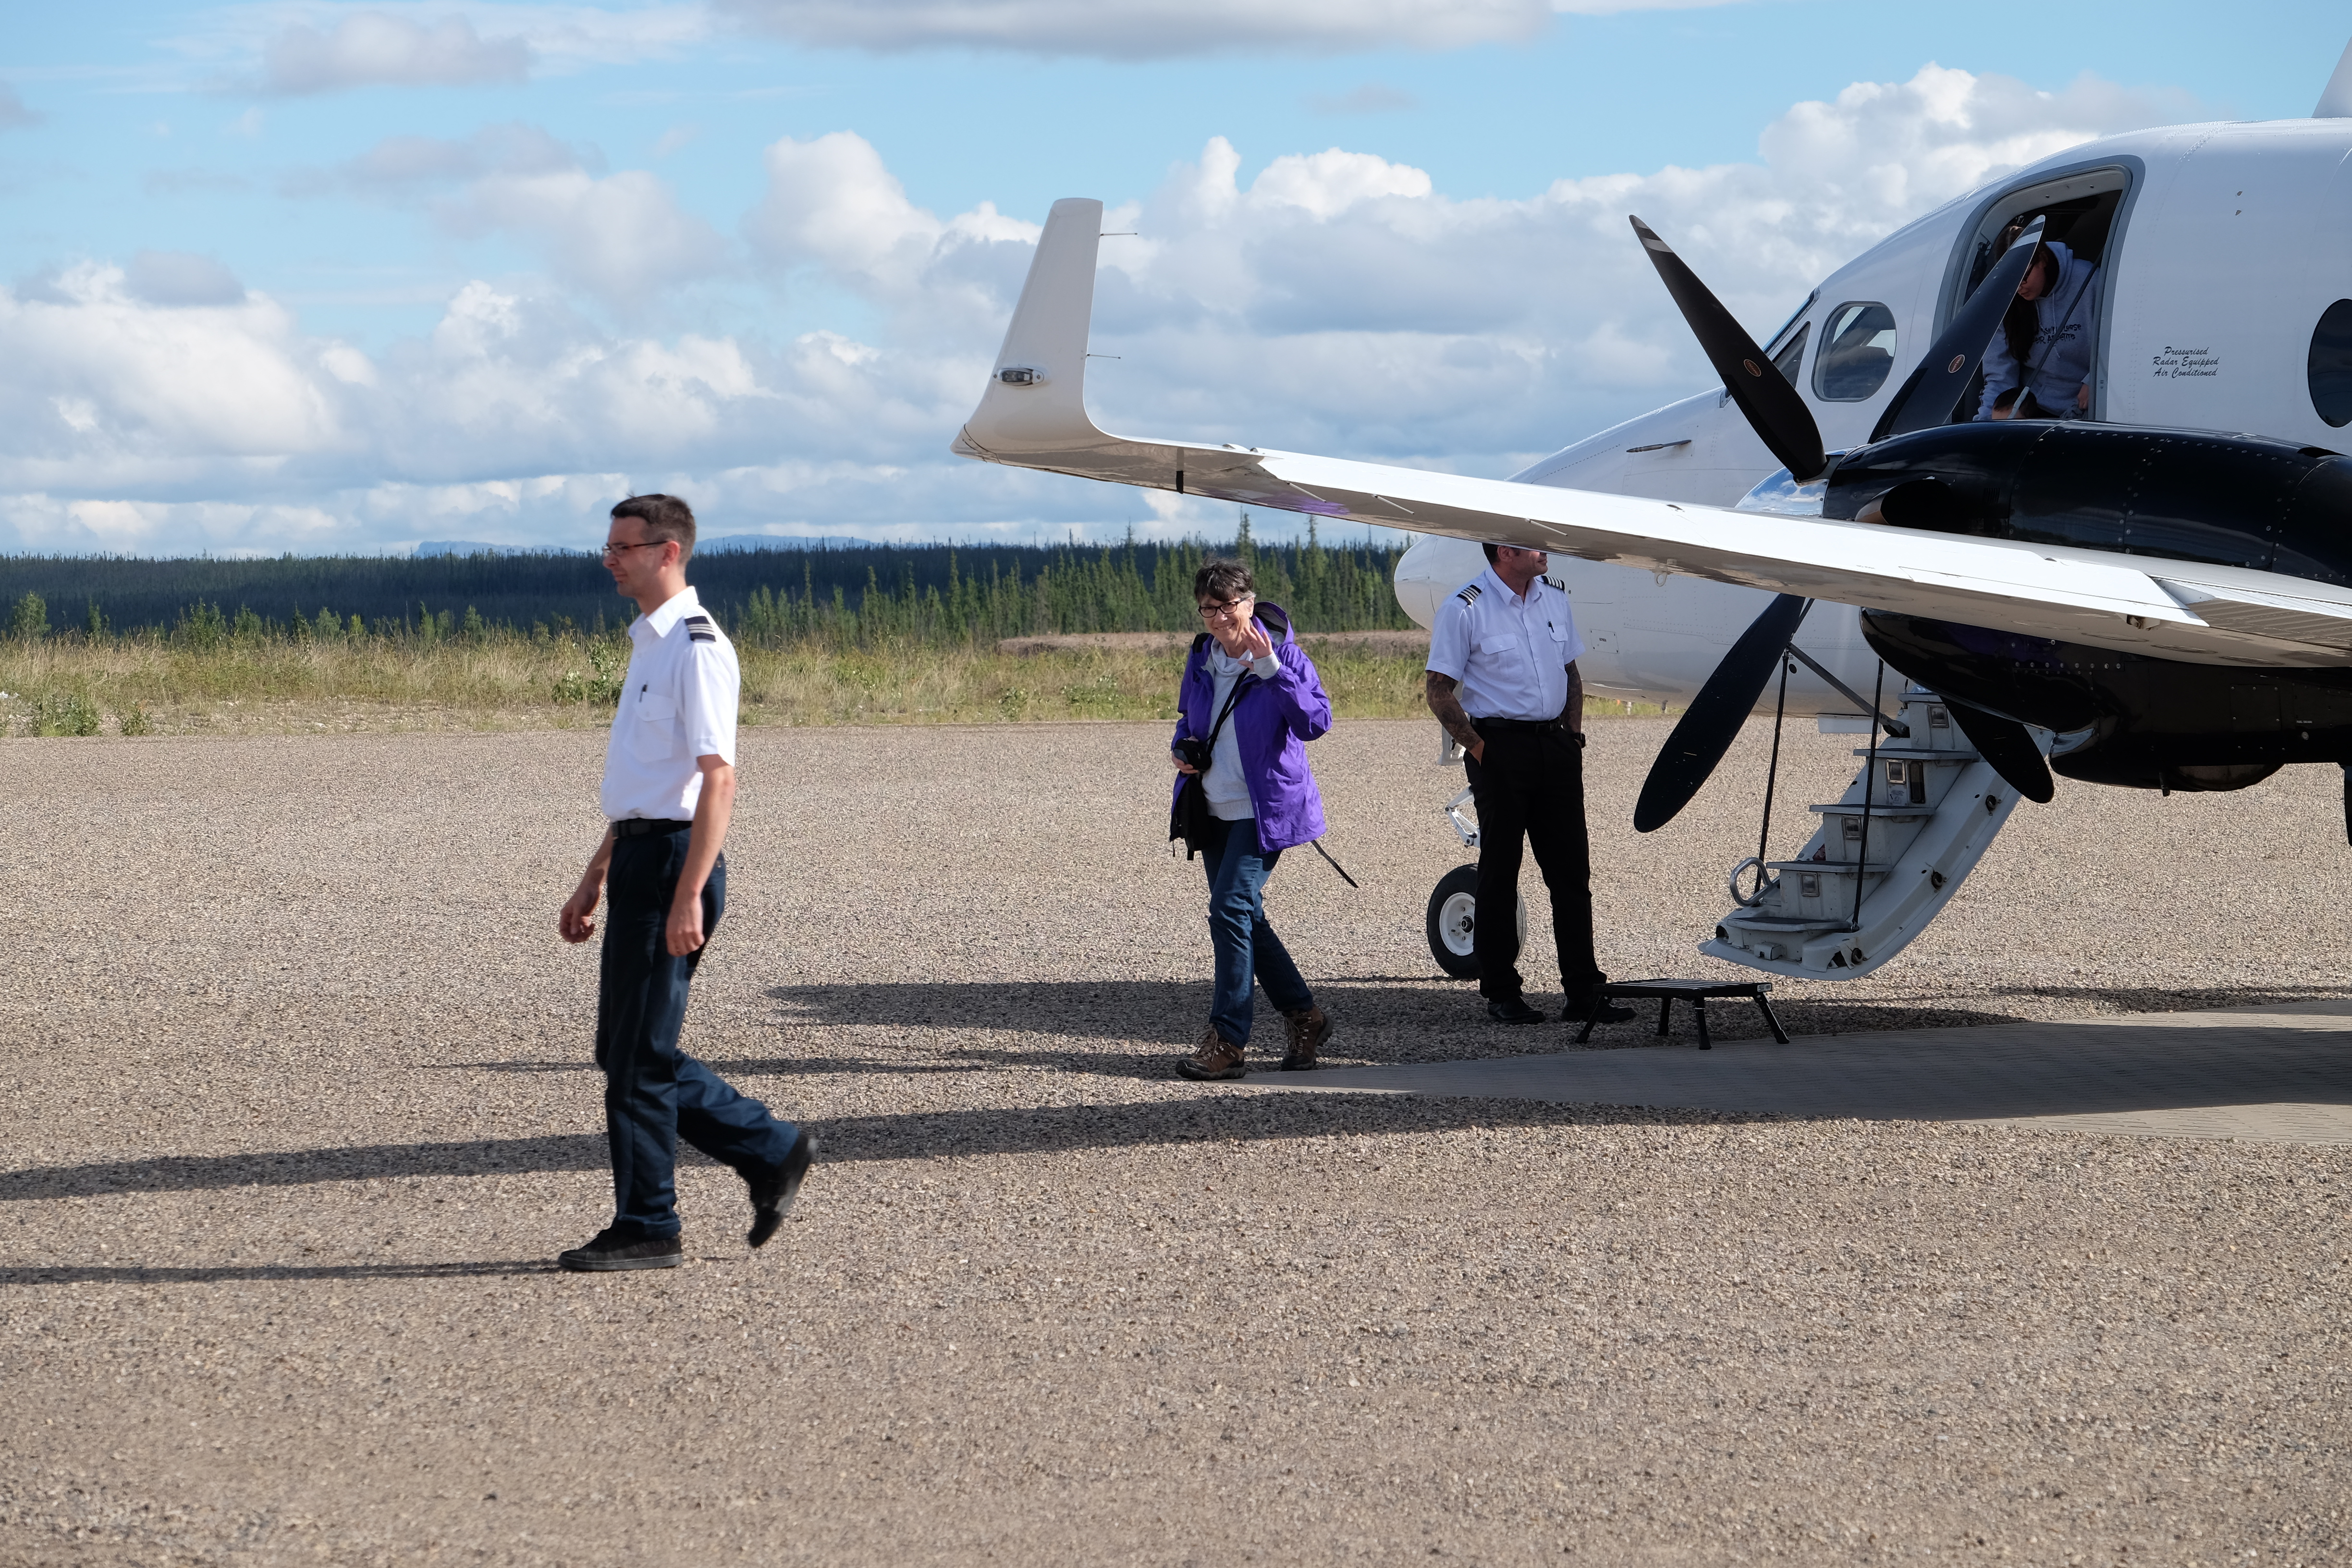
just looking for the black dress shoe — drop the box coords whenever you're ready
[557,1227,682,1273]
[1486,996,1546,1025]
[1567,993,1638,1024]
[746,1129,818,1249]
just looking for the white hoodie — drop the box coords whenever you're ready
[1975,239,2102,419]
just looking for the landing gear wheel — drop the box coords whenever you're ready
[1424,865,1526,980]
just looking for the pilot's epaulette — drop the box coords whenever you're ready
[1542,575,1565,592]
[1455,584,1482,605]
[684,613,717,644]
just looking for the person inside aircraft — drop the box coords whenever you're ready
[1975,220,2101,420]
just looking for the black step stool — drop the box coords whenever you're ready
[1572,978,1789,1050]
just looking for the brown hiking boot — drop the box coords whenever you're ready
[1176,1029,1247,1081]
[1279,1004,1331,1071]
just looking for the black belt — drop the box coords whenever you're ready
[1473,715,1586,745]
[612,817,693,838]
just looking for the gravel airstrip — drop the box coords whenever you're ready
[2,716,2347,1566]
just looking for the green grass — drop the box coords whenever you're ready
[0,633,1669,737]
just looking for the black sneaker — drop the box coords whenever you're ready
[557,1227,682,1273]
[746,1130,817,1249]
[1486,996,1546,1025]
[1567,993,1638,1024]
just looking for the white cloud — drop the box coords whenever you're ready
[123,251,249,307]
[744,131,1037,324]
[185,4,711,95]
[715,0,1550,59]
[289,124,726,310]
[1307,83,1419,115]
[440,167,729,308]
[0,263,354,488]
[0,83,40,129]
[2,63,2204,555]
[259,12,532,93]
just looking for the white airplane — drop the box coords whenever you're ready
[954,42,2352,984]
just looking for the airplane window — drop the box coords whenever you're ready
[1771,322,1810,386]
[2310,299,2352,428]
[1813,302,1897,401]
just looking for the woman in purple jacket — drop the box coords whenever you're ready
[1168,558,1334,1079]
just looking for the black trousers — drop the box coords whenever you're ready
[596,832,796,1238]
[1466,726,1605,1001]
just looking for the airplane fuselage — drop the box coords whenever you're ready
[1396,116,2352,784]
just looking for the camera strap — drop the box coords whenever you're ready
[1170,666,1252,859]
[1202,671,1248,752]
[1309,838,1359,888]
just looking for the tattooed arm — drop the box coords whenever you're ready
[1425,672,1483,763]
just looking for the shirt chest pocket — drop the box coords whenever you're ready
[1544,619,1569,644]
[1478,633,1519,655]
[630,691,678,762]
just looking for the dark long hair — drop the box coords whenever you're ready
[1997,219,2058,370]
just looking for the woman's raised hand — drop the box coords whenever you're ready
[1237,616,1275,662]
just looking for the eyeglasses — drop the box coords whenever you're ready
[601,541,662,561]
[1197,597,1252,623]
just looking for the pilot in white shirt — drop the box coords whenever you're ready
[553,493,813,1274]
[1425,542,1628,1028]
[601,584,739,823]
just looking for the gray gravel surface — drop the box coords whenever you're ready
[3,718,2348,1566]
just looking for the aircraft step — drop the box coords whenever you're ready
[1700,688,2043,980]
[1763,859,1899,874]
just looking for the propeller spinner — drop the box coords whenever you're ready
[1625,214,2056,831]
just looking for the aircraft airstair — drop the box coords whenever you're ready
[1701,686,2049,981]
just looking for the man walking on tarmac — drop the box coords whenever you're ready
[1424,542,1634,1027]
[554,493,814,1271]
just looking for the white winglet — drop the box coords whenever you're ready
[953,197,1109,460]
[2316,37,2352,118]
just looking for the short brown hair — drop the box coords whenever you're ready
[611,493,696,564]
[1193,557,1253,605]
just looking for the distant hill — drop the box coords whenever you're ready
[699,534,881,553]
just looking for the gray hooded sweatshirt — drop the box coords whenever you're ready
[1975,239,2101,419]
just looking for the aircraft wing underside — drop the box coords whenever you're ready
[954,197,2352,672]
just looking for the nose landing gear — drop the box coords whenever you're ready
[1423,784,1527,980]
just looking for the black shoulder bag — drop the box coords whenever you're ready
[1169,657,1249,861]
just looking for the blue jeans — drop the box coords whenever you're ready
[1200,815,1312,1046]
[596,832,798,1239]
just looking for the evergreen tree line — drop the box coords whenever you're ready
[0,520,1415,649]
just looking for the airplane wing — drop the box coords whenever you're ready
[953,198,2352,671]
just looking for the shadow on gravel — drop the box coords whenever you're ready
[1977,983,2352,1012]
[753,980,2057,1061]
[0,1260,553,1285]
[0,1095,1757,1204]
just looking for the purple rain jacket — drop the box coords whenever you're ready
[1168,602,1332,853]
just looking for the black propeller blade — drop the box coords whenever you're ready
[1633,593,1811,833]
[1869,217,2046,442]
[1940,699,2057,804]
[1629,216,1827,482]
[1625,218,1829,832]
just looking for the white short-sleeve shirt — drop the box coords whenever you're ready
[1425,566,1586,722]
[600,585,740,822]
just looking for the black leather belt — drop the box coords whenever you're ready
[1473,715,1585,745]
[612,817,693,838]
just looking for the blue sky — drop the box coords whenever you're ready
[2,0,2347,554]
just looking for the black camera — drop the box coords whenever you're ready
[1175,736,1213,771]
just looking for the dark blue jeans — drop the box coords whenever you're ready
[596,832,797,1239]
[1200,815,1312,1046]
